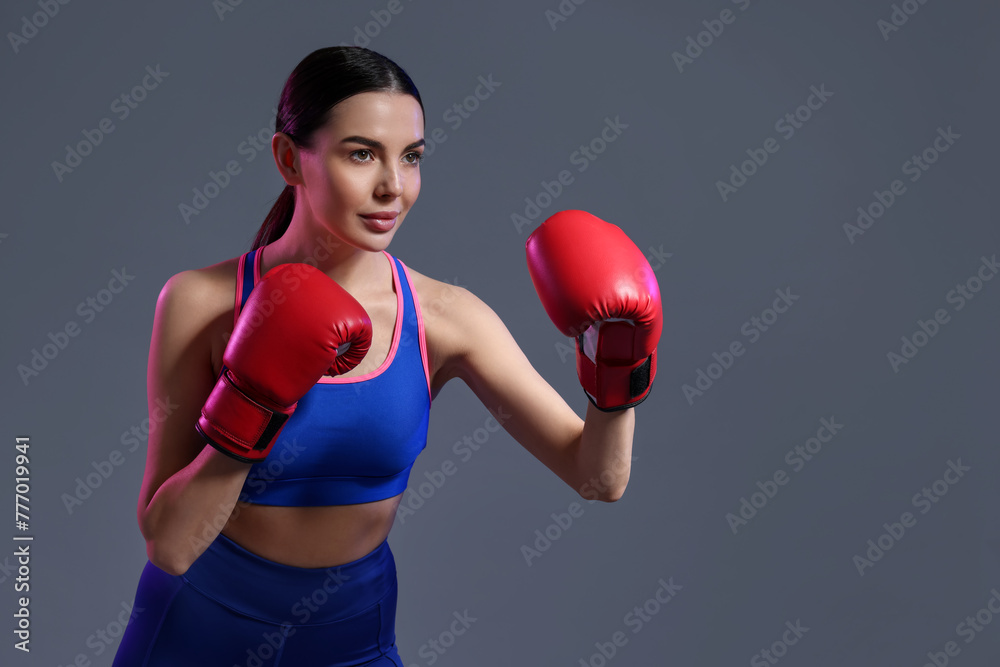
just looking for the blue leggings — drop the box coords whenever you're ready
[112,532,403,666]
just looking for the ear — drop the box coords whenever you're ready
[272,132,305,187]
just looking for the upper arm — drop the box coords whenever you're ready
[438,286,585,492]
[136,270,225,534]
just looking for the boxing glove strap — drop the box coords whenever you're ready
[630,356,652,399]
[584,386,651,412]
[196,367,292,463]
[582,355,655,412]
[575,320,657,411]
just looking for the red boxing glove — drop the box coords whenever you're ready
[196,263,372,462]
[526,210,662,411]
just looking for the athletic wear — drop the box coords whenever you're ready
[197,262,373,463]
[111,532,403,666]
[235,249,432,506]
[113,250,432,665]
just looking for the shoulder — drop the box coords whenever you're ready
[156,257,240,319]
[398,257,518,363]
[395,258,504,342]
[152,257,242,367]
[393,258,504,388]
[397,260,478,321]
[150,256,246,380]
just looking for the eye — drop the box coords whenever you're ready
[404,152,425,165]
[350,149,374,163]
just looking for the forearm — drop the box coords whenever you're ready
[576,402,635,502]
[140,444,252,575]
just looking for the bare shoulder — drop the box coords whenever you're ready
[401,264,475,317]
[154,257,242,377]
[156,258,235,334]
[397,261,499,393]
[158,257,239,315]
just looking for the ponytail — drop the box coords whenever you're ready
[251,184,295,251]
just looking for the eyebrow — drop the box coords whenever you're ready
[340,135,425,152]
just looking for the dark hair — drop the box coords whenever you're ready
[250,47,424,250]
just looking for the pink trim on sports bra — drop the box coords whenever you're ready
[232,254,247,331]
[233,249,432,390]
[319,251,401,384]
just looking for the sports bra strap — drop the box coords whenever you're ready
[239,248,259,313]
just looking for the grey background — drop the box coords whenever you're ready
[2,0,998,665]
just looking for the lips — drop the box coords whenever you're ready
[359,212,399,232]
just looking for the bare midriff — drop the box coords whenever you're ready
[221,494,402,567]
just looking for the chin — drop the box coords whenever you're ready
[356,229,398,253]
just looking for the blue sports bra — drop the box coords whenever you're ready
[234,249,432,506]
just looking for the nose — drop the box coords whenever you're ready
[375,163,404,199]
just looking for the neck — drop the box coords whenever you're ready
[259,212,387,294]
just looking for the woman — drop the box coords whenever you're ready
[113,46,660,666]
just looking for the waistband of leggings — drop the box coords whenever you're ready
[179,532,395,626]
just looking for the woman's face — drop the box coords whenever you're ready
[296,91,424,252]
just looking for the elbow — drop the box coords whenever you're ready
[576,482,627,503]
[575,465,630,503]
[146,537,193,577]
[139,509,194,576]
[597,486,627,503]
[596,473,630,502]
